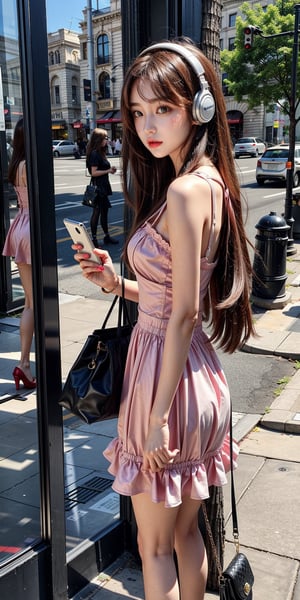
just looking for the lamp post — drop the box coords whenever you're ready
[86,0,96,132]
[284,3,300,256]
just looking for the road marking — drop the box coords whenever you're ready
[263,191,287,198]
[55,181,120,189]
[55,198,124,212]
[59,224,123,244]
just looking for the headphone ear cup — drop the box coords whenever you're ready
[192,89,215,124]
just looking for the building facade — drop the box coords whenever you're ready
[48,28,81,141]
[79,0,122,142]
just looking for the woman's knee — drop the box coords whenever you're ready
[137,530,174,561]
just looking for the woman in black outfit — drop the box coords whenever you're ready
[86,128,118,246]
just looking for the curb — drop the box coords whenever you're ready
[259,368,300,434]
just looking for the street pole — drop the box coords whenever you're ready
[284,3,300,256]
[86,0,96,132]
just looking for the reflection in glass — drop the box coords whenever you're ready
[0,0,41,566]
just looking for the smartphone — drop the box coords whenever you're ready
[64,219,100,264]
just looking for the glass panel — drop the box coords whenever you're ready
[44,0,122,554]
[0,0,41,565]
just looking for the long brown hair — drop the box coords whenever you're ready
[8,118,25,185]
[86,127,108,164]
[121,38,255,352]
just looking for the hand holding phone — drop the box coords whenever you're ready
[64,219,101,264]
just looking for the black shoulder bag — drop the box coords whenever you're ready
[59,278,133,424]
[82,178,98,208]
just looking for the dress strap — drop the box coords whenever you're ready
[192,171,222,259]
[149,201,167,227]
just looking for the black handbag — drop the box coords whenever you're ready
[59,278,133,424]
[219,552,254,600]
[202,412,254,600]
[82,180,98,207]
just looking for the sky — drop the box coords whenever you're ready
[45,0,109,33]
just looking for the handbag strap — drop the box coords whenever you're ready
[202,408,240,578]
[101,275,133,330]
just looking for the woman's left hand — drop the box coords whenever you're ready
[142,422,179,472]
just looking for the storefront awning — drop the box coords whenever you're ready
[226,110,243,125]
[72,120,83,129]
[97,110,121,124]
[52,119,67,130]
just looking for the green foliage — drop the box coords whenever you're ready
[220,0,300,119]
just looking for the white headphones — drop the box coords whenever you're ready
[139,42,215,125]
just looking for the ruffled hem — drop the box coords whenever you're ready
[103,434,239,508]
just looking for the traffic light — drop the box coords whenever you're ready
[244,26,254,50]
[83,79,91,102]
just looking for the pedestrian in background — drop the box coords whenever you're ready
[86,128,118,247]
[73,38,254,600]
[115,137,122,155]
[2,118,36,391]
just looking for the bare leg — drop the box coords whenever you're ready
[174,497,207,600]
[17,263,35,382]
[131,493,180,600]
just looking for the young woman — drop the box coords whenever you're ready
[2,118,36,390]
[86,127,118,247]
[73,39,254,600]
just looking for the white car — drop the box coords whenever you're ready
[256,144,300,187]
[234,137,266,159]
[52,139,76,157]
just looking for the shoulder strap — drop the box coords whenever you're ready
[202,408,240,578]
[149,201,167,227]
[192,172,221,259]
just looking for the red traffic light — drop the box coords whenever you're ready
[244,25,254,50]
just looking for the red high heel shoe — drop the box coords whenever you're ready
[13,367,36,390]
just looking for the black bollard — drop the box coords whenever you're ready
[292,193,300,239]
[252,211,291,309]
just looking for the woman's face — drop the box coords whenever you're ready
[130,78,191,172]
[101,134,109,148]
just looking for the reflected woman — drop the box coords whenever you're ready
[2,118,36,390]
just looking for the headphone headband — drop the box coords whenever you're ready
[140,42,205,81]
[138,42,215,125]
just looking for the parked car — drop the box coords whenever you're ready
[256,144,300,187]
[52,139,76,157]
[234,137,266,158]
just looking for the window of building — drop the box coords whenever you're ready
[98,71,110,99]
[228,37,235,51]
[55,50,60,64]
[72,50,79,63]
[97,34,109,65]
[10,66,21,80]
[229,13,237,27]
[55,85,60,104]
[72,76,78,104]
[82,42,87,60]
[220,38,223,51]
[49,51,54,65]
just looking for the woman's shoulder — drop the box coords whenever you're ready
[167,170,216,199]
[16,160,27,187]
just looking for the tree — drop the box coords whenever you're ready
[221,0,300,147]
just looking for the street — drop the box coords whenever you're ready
[54,155,297,418]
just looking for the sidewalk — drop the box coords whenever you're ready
[1,244,300,599]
